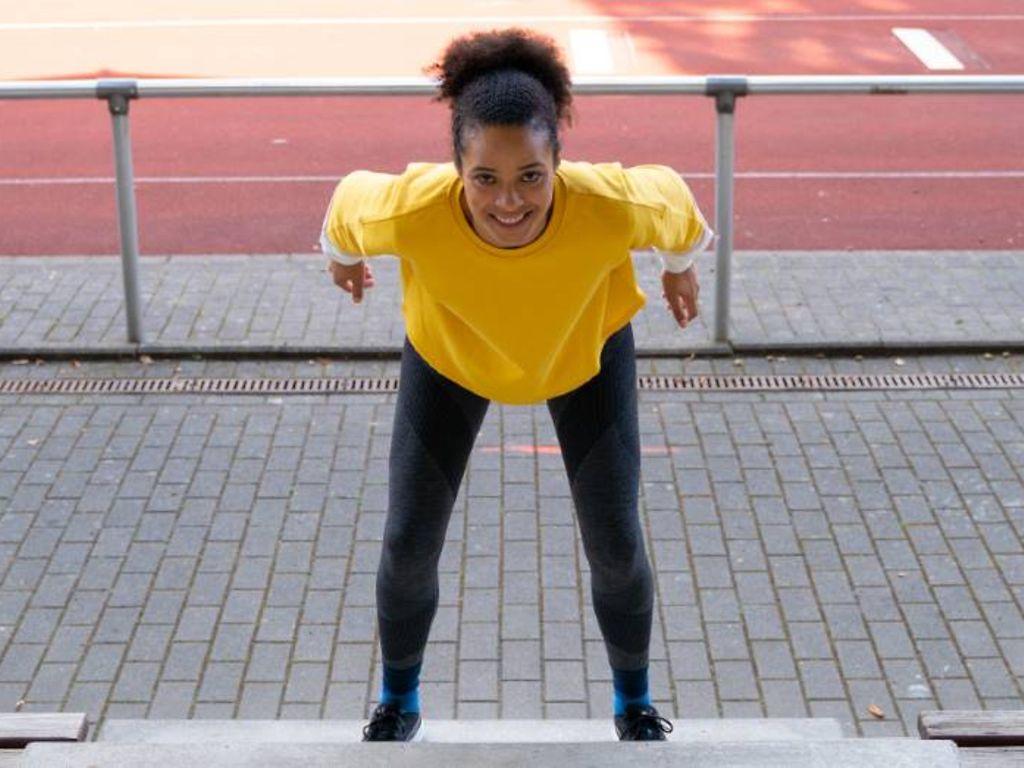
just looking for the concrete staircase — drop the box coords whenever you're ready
[16,718,962,767]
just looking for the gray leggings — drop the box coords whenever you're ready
[376,322,654,672]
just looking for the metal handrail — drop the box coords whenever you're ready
[4,74,1024,99]
[2,74,1023,346]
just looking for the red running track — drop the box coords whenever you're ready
[0,1,1022,254]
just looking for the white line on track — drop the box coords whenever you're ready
[569,29,615,75]
[2,171,1023,186]
[893,28,965,70]
[1,14,1023,31]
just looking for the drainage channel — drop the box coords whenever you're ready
[2,373,1024,396]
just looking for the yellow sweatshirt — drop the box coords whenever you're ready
[321,161,710,404]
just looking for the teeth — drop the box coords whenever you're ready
[494,212,526,225]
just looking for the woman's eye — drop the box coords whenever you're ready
[475,175,494,185]
[522,172,542,183]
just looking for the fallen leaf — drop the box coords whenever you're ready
[70,359,81,369]
[893,358,905,366]
[139,355,153,365]
[27,439,39,446]
[867,704,885,719]
[11,359,29,366]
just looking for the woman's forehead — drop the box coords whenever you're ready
[461,124,553,167]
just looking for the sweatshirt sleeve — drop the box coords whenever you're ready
[320,171,400,262]
[626,165,713,264]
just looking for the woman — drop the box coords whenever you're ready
[321,28,710,742]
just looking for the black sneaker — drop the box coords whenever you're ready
[614,703,674,741]
[361,703,423,742]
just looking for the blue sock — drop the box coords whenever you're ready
[612,666,651,716]
[380,661,422,713]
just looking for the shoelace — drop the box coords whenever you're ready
[362,704,405,740]
[621,708,674,740]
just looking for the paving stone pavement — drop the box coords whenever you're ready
[2,251,1024,351]
[1,352,1023,738]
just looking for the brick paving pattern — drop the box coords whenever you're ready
[1,252,1023,349]
[1,354,1022,736]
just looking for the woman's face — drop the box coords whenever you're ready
[458,123,557,249]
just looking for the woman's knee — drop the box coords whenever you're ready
[382,518,445,570]
[583,524,646,580]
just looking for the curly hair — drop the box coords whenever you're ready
[426,28,574,168]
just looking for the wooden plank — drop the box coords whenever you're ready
[959,747,1024,767]
[0,714,88,748]
[918,711,1024,747]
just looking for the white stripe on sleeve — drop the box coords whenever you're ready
[319,208,363,265]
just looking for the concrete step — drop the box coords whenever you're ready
[22,739,961,768]
[98,717,843,744]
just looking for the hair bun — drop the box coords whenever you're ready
[427,28,573,123]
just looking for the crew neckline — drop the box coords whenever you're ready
[448,171,567,257]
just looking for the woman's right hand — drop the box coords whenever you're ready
[327,260,375,303]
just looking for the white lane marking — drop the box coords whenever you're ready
[893,28,965,70]
[569,29,614,74]
[1,14,1023,31]
[2,171,1024,186]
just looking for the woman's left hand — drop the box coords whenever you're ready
[661,266,700,329]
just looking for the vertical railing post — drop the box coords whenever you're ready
[97,79,144,344]
[706,77,747,346]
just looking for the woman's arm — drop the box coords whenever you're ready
[319,171,397,303]
[625,165,714,329]
[321,217,376,304]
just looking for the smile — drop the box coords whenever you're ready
[490,210,531,227]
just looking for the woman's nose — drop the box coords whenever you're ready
[495,186,523,209]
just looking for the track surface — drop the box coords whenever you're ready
[0,1,1021,254]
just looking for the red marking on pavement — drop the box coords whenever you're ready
[480,444,674,455]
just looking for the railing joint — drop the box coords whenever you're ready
[97,79,139,115]
[706,76,749,114]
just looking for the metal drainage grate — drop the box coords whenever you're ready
[639,372,1024,391]
[0,377,399,395]
[1,372,1023,395]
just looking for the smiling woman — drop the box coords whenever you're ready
[319,27,710,746]
[456,124,556,249]
[426,28,572,249]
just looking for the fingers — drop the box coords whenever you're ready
[673,294,691,327]
[334,269,348,293]
[326,260,373,304]
[664,290,699,329]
